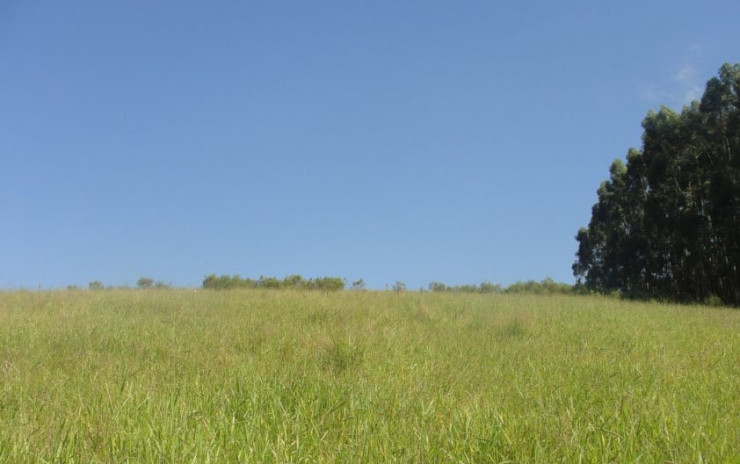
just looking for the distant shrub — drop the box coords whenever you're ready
[428,281,503,294]
[284,274,305,288]
[429,281,447,292]
[504,278,573,295]
[137,277,154,289]
[479,281,503,293]
[88,281,104,291]
[426,278,571,295]
[258,276,282,289]
[393,282,407,293]
[305,277,345,291]
[202,274,256,290]
[202,274,345,291]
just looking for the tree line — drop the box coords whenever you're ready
[574,64,739,306]
[69,276,573,294]
[427,278,572,295]
[202,274,346,291]
[201,275,573,294]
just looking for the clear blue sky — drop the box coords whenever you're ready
[2,1,739,289]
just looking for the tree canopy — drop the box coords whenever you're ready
[574,63,740,306]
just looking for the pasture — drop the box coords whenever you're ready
[0,290,737,462]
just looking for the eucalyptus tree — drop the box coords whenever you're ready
[575,63,739,306]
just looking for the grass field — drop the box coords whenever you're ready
[0,289,738,463]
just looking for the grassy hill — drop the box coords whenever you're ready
[1,289,737,462]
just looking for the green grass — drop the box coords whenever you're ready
[0,289,738,462]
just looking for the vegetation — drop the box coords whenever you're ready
[200,276,573,295]
[503,278,573,295]
[429,281,501,293]
[1,289,737,462]
[202,274,346,291]
[428,278,571,295]
[575,63,740,306]
[70,276,576,295]
[392,281,407,292]
[350,279,366,291]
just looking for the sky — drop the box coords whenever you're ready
[2,1,739,290]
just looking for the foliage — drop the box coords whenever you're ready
[303,277,345,291]
[479,281,503,293]
[350,279,366,291]
[136,277,154,289]
[429,279,567,295]
[202,274,345,291]
[202,274,255,290]
[575,63,740,306]
[428,281,448,292]
[88,280,104,290]
[392,281,407,292]
[503,277,574,295]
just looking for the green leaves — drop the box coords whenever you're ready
[575,63,740,306]
[201,274,346,291]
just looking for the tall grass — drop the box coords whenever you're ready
[0,290,737,462]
